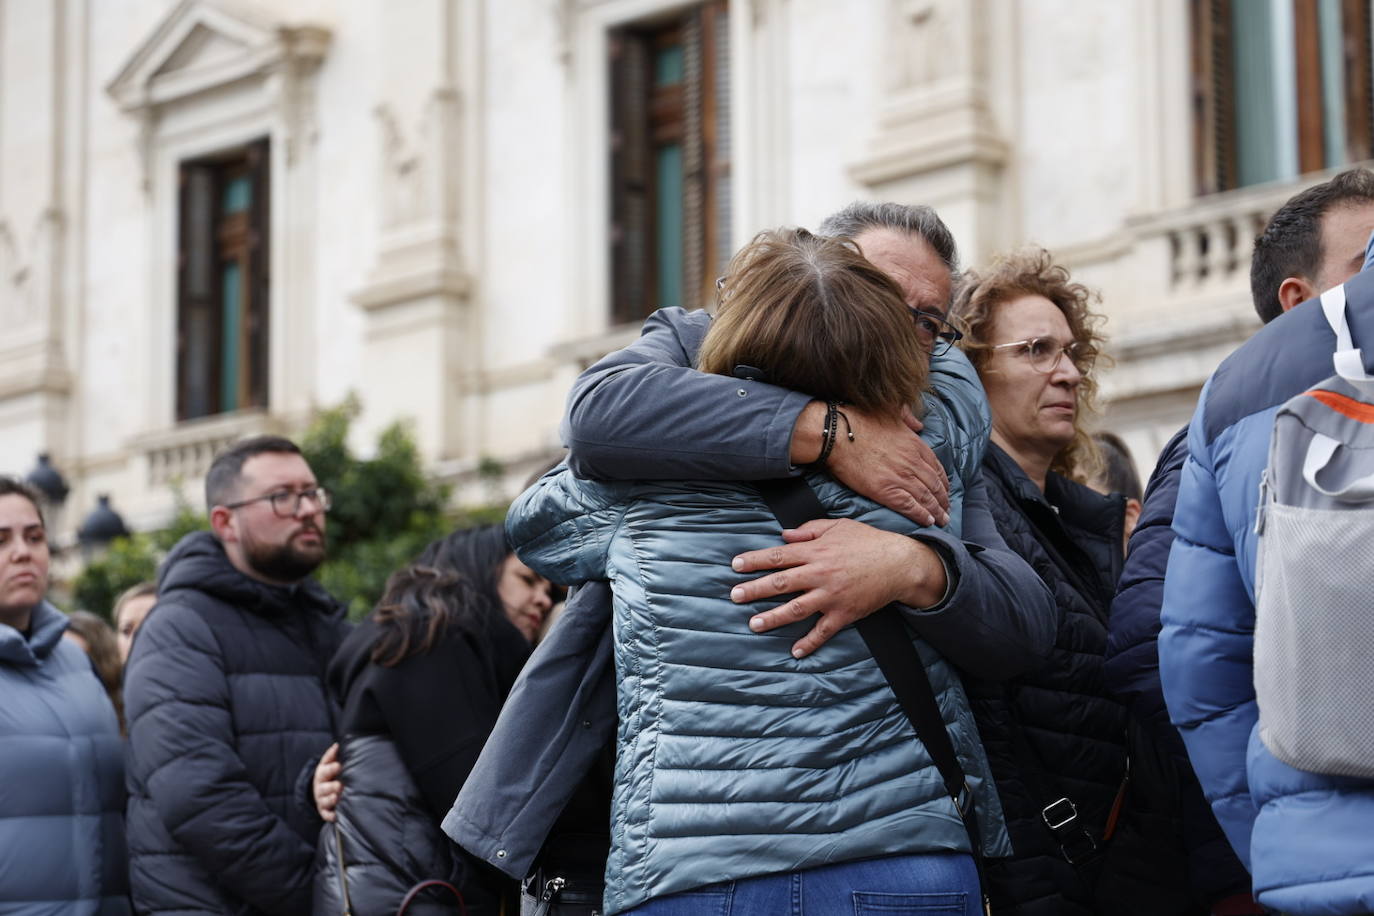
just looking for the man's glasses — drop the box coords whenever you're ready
[911,309,963,357]
[988,337,1091,374]
[223,487,332,518]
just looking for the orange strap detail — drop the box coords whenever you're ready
[1308,388,1374,423]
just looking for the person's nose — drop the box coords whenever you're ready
[1050,349,1081,387]
[8,538,31,563]
[533,582,554,612]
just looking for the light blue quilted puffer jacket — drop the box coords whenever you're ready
[919,346,992,537]
[508,457,1009,913]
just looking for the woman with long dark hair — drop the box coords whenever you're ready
[314,524,555,915]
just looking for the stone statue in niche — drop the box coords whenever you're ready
[376,103,434,231]
[0,213,56,331]
[374,90,461,235]
[885,0,953,93]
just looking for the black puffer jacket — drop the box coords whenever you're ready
[315,614,530,916]
[124,531,349,915]
[314,735,465,916]
[973,444,1128,916]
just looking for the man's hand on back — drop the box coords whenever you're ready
[791,402,950,527]
[730,518,949,657]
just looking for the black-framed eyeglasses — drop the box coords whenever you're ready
[989,337,1091,374]
[223,487,332,518]
[911,308,963,356]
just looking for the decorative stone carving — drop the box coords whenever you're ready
[0,211,61,333]
[553,0,577,67]
[107,0,330,186]
[376,99,447,232]
[849,0,1008,260]
[356,87,467,310]
[886,0,951,92]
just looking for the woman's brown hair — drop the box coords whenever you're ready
[697,228,928,414]
[66,610,126,732]
[952,246,1109,483]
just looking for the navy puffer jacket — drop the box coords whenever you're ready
[1105,427,1251,906]
[0,600,130,915]
[124,531,349,915]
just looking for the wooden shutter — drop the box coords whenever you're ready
[1191,0,1237,196]
[609,3,730,324]
[245,138,270,410]
[610,32,652,325]
[177,163,219,420]
[1294,0,1326,174]
[682,12,705,313]
[1343,0,1373,163]
[705,0,731,286]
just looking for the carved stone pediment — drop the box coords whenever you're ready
[107,0,329,114]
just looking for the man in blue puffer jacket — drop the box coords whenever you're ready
[1160,198,1374,912]
[1111,169,1374,915]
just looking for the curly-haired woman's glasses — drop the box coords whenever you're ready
[989,337,1091,374]
[910,309,964,357]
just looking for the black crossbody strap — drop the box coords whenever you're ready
[751,479,983,855]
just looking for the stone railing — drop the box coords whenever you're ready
[134,410,278,489]
[1128,183,1298,299]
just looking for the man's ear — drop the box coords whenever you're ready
[1123,497,1142,536]
[209,505,236,543]
[1122,497,1143,557]
[1277,276,1318,313]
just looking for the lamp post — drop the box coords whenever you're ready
[78,494,130,556]
[24,453,70,507]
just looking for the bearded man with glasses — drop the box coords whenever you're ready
[124,435,350,916]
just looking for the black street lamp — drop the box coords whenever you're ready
[78,494,130,548]
[25,453,70,507]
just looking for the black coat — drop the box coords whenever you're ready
[1104,427,1253,907]
[124,531,349,915]
[314,612,530,916]
[973,444,1129,916]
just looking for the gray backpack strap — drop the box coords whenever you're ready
[1302,433,1374,502]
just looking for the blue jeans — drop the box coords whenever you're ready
[623,852,981,916]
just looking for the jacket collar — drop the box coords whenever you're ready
[158,530,342,622]
[984,442,1125,606]
[0,600,69,668]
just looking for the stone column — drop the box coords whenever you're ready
[353,0,477,463]
[847,0,1010,264]
[0,0,75,475]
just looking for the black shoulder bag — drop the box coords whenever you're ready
[753,478,991,916]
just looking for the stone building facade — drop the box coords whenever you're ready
[1,0,1366,538]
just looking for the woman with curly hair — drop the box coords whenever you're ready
[953,249,1187,916]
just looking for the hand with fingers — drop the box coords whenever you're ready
[731,518,949,658]
[313,742,342,823]
[792,402,950,527]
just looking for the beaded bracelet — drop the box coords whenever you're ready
[809,400,858,469]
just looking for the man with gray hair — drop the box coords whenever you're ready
[563,200,1048,661]
[448,203,1057,914]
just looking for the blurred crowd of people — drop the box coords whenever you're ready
[4,168,1374,916]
